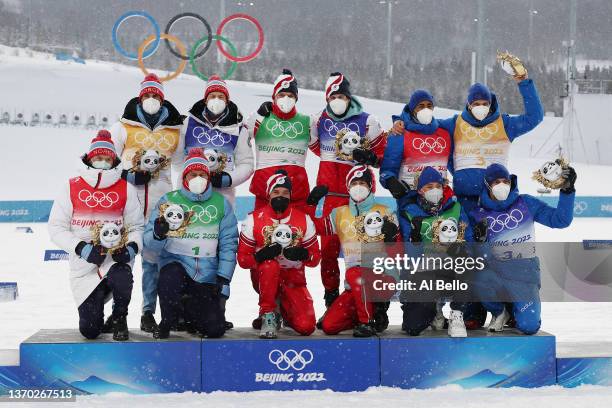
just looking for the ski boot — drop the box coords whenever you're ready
[373,302,390,333]
[259,312,278,339]
[488,308,510,332]
[448,310,467,337]
[324,288,339,308]
[140,311,158,333]
[353,321,376,338]
[113,315,129,341]
[101,315,114,334]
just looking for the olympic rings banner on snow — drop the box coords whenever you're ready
[112,11,265,82]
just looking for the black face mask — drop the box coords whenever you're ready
[270,196,290,213]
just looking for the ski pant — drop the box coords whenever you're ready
[321,266,373,334]
[255,259,316,336]
[474,268,541,335]
[401,301,466,336]
[158,262,225,338]
[320,194,348,293]
[78,264,133,339]
[141,259,159,314]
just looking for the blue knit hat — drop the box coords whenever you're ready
[467,83,492,105]
[417,166,444,190]
[484,163,510,184]
[408,89,434,113]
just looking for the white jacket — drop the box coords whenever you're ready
[48,160,144,307]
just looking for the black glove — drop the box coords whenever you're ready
[386,176,409,199]
[154,217,170,240]
[307,185,329,206]
[121,169,151,186]
[210,171,232,188]
[283,246,309,262]
[561,166,577,194]
[409,217,423,243]
[474,219,488,243]
[352,148,378,166]
[254,243,282,263]
[446,242,468,258]
[257,101,273,117]
[381,217,398,242]
[111,242,139,263]
[75,241,106,266]
[215,275,230,298]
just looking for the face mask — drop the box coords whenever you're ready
[270,196,290,213]
[276,96,296,114]
[423,187,443,205]
[206,98,226,116]
[491,183,511,201]
[349,185,371,203]
[471,105,490,121]
[188,176,208,194]
[416,108,433,125]
[92,160,111,170]
[142,97,161,115]
[329,98,348,116]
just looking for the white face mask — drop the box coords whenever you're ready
[416,108,434,125]
[142,97,161,115]
[276,96,296,113]
[471,105,490,121]
[188,176,208,194]
[349,185,370,203]
[92,160,111,170]
[329,98,348,116]
[491,183,511,201]
[207,98,226,116]
[423,187,443,205]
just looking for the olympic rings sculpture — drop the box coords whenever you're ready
[112,11,265,82]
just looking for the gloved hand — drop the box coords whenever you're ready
[410,217,423,243]
[474,219,488,243]
[352,148,378,166]
[75,241,106,266]
[111,242,139,263]
[210,171,232,188]
[283,246,309,262]
[254,243,282,263]
[257,101,273,117]
[386,176,409,199]
[307,185,329,206]
[381,217,399,242]
[215,275,231,298]
[121,169,151,186]
[154,217,170,240]
[391,120,405,135]
[561,166,577,194]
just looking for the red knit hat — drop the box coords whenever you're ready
[182,148,210,189]
[204,75,229,100]
[87,130,116,161]
[139,73,165,102]
[346,165,376,193]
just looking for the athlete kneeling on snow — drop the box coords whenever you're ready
[397,166,473,337]
[48,131,144,341]
[470,163,576,335]
[307,165,399,337]
[109,73,185,333]
[238,171,321,339]
[308,72,387,311]
[144,148,238,339]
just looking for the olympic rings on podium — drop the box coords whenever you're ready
[112,11,161,60]
[190,35,238,81]
[164,12,212,61]
[138,34,187,82]
[216,13,264,63]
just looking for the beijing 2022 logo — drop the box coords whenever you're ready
[254,349,327,385]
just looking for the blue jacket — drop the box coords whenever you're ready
[440,79,544,198]
[470,178,574,283]
[144,184,238,290]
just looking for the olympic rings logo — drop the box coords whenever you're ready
[339,219,358,239]
[78,190,119,209]
[486,209,524,233]
[411,136,447,154]
[186,204,219,224]
[422,217,457,240]
[134,131,175,151]
[574,201,588,215]
[192,127,233,147]
[459,121,499,141]
[268,349,313,371]
[322,119,360,137]
[112,11,264,82]
[265,118,304,139]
